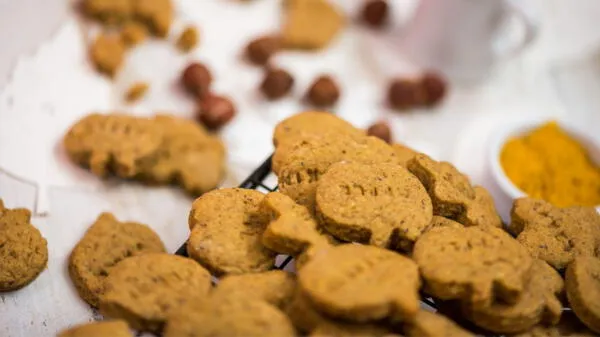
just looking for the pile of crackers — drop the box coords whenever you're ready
[46,112,600,336]
[62,113,225,196]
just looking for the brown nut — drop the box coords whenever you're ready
[367,121,392,143]
[246,35,281,66]
[260,68,294,100]
[387,78,424,111]
[198,94,236,130]
[361,0,389,28]
[421,71,447,107]
[305,75,340,107]
[182,62,212,98]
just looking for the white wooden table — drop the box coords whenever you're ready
[1,0,599,336]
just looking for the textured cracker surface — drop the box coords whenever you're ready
[100,253,212,332]
[214,270,296,308]
[512,312,597,337]
[298,244,421,322]
[566,256,600,334]
[187,188,276,275]
[413,226,533,307]
[462,259,564,333]
[0,200,48,292]
[510,198,599,270]
[316,162,432,249]
[404,310,474,337]
[63,113,163,178]
[69,212,166,307]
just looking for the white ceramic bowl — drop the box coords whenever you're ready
[489,119,600,212]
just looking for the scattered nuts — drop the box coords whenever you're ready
[182,62,212,98]
[421,71,447,107]
[198,94,236,130]
[125,82,149,102]
[361,0,389,28]
[176,25,199,52]
[367,121,392,143]
[387,78,424,111]
[260,68,294,100]
[305,75,340,107]
[246,35,281,66]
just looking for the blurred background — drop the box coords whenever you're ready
[1,0,600,335]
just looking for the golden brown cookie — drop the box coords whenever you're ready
[90,33,125,77]
[404,310,474,337]
[310,322,397,337]
[83,0,133,25]
[99,253,212,333]
[272,111,363,148]
[298,244,421,322]
[407,154,502,228]
[566,255,600,334]
[462,259,564,334]
[286,288,330,333]
[63,113,163,178]
[392,143,418,168]
[509,198,599,271]
[58,320,132,337]
[213,270,296,308]
[187,188,276,275]
[163,293,296,337]
[68,212,166,307]
[315,161,432,250]
[0,202,48,292]
[133,0,173,37]
[512,311,597,337]
[282,0,345,50]
[138,115,225,196]
[261,192,333,256]
[176,25,199,52]
[120,21,147,46]
[278,133,399,211]
[413,226,533,307]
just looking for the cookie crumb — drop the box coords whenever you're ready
[282,0,345,50]
[367,121,392,143]
[260,68,294,100]
[125,82,149,102]
[90,33,126,77]
[133,0,173,38]
[361,0,389,28]
[176,25,199,52]
[121,21,148,47]
[198,94,236,130]
[305,75,340,107]
[245,35,281,66]
[181,62,212,98]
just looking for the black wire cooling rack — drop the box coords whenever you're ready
[174,155,294,270]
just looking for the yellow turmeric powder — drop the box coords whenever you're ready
[500,121,600,207]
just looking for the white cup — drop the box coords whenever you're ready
[399,0,539,84]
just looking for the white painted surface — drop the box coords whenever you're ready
[1,0,600,335]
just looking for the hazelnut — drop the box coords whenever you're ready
[198,94,236,130]
[421,71,447,107]
[246,35,281,66]
[306,75,340,107]
[260,68,294,100]
[182,62,212,98]
[387,78,424,111]
[361,0,389,28]
[367,121,392,143]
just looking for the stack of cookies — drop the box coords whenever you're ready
[63,113,226,197]
[57,111,600,337]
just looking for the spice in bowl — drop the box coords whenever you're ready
[500,121,600,207]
